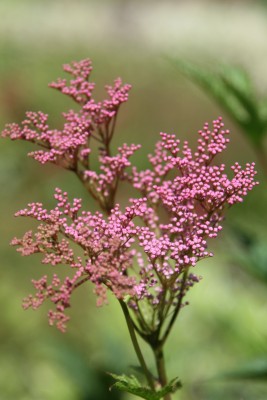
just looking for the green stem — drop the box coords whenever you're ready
[119,300,155,391]
[154,346,171,400]
[161,269,188,345]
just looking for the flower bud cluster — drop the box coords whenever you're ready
[2,59,131,172]
[2,60,258,333]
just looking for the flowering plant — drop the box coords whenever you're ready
[2,59,258,400]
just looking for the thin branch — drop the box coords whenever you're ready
[160,269,189,345]
[108,112,118,142]
[119,300,155,391]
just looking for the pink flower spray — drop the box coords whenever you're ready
[2,59,258,398]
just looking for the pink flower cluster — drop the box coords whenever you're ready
[2,59,258,333]
[12,189,145,331]
[2,59,131,174]
[2,59,134,212]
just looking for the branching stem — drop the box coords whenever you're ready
[119,300,155,391]
[161,269,188,345]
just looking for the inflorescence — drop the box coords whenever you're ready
[2,59,258,333]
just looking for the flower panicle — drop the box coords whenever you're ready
[1,59,258,333]
[2,59,131,170]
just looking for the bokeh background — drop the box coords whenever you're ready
[1,0,267,399]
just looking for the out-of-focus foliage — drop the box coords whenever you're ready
[229,228,267,284]
[169,59,267,149]
[219,358,267,380]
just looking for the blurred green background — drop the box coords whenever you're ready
[1,0,267,399]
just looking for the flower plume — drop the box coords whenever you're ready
[2,60,258,334]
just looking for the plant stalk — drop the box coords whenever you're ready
[119,300,155,391]
[154,346,171,400]
[161,269,188,345]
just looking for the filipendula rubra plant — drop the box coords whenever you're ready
[2,59,258,400]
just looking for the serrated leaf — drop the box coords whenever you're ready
[155,378,182,399]
[109,373,181,400]
[129,365,153,379]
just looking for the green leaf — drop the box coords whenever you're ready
[168,58,267,148]
[219,358,267,381]
[109,373,182,400]
[230,226,267,285]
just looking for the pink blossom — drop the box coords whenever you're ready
[1,59,258,333]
